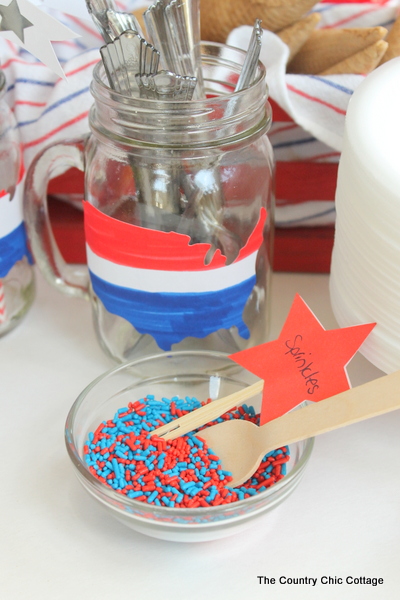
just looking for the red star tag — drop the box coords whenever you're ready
[229,294,375,425]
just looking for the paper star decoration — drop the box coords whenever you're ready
[230,294,375,425]
[0,0,33,42]
[0,0,80,78]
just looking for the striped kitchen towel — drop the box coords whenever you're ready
[229,0,398,156]
[227,0,398,226]
[0,0,398,224]
[0,1,145,171]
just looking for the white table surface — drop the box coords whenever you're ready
[2,268,399,600]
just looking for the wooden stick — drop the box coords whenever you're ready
[152,379,264,439]
[256,369,400,449]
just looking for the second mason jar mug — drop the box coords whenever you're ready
[24,42,275,362]
[0,69,35,336]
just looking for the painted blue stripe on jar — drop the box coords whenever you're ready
[0,222,32,278]
[89,270,254,350]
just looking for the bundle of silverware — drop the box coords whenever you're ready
[86,0,262,101]
[86,0,263,264]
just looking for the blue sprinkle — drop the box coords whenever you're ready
[147,490,159,503]
[119,413,135,422]
[119,425,132,434]
[128,490,145,499]
[179,481,192,490]
[115,450,128,460]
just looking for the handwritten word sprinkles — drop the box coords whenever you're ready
[84,395,290,508]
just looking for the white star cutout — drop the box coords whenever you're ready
[0,0,80,78]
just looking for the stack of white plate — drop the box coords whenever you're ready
[330,57,400,374]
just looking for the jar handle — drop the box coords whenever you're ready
[24,137,90,300]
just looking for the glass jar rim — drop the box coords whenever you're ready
[91,40,268,111]
[89,42,271,149]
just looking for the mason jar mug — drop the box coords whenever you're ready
[0,69,34,336]
[24,43,275,362]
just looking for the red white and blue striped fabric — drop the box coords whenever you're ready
[0,3,146,170]
[230,0,398,161]
[84,202,266,350]
[228,0,399,226]
[0,0,398,234]
[0,1,396,172]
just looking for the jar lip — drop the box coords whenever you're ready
[91,40,268,110]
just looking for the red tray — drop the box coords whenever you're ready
[47,158,336,273]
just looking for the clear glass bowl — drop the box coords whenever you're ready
[65,351,314,542]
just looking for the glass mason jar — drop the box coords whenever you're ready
[0,70,35,336]
[24,43,275,362]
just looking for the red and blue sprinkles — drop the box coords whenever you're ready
[84,395,290,507]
